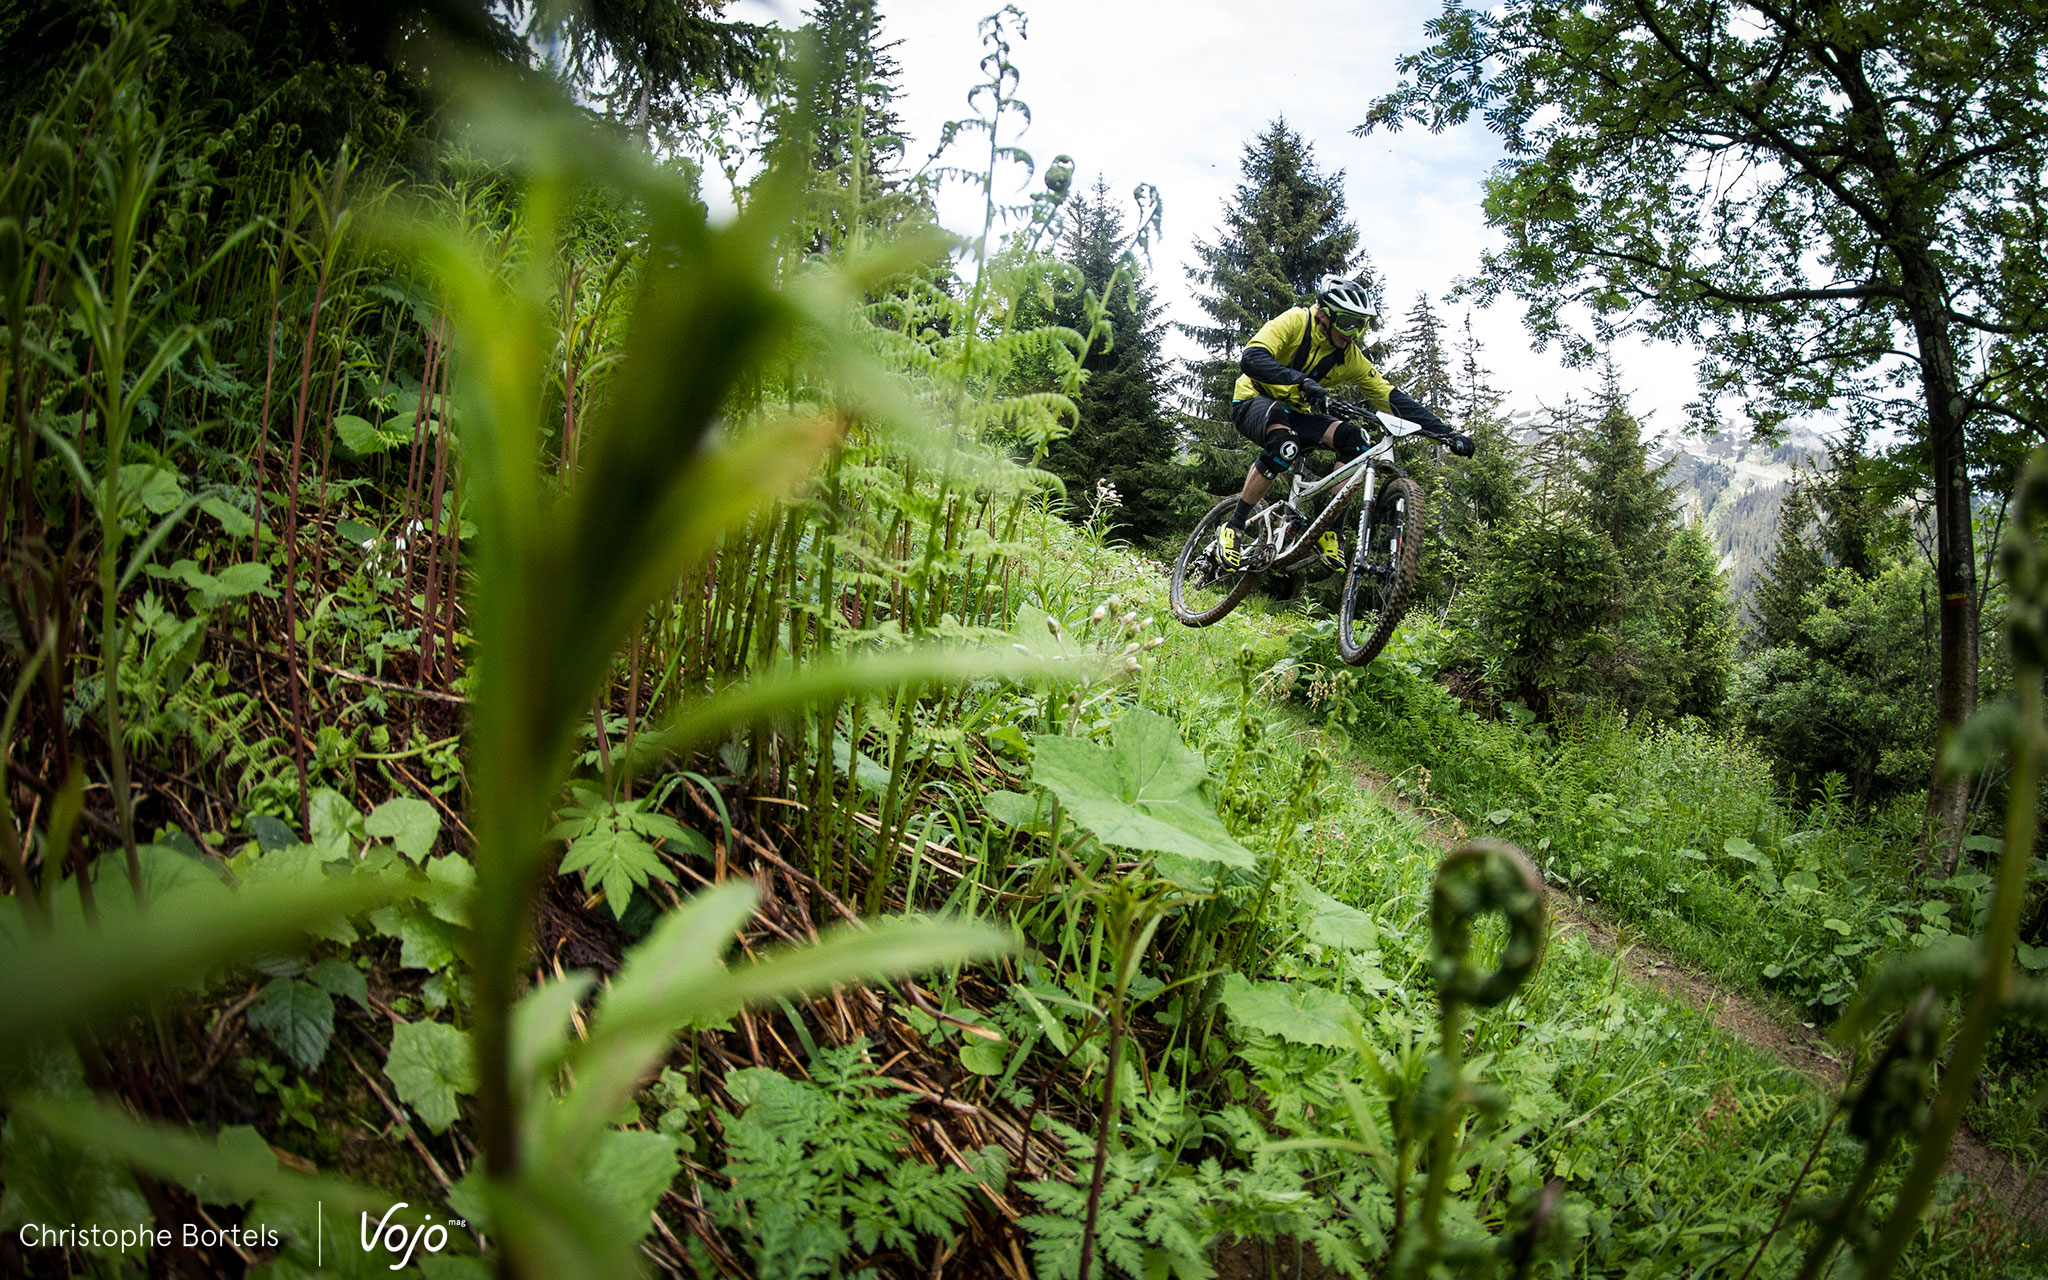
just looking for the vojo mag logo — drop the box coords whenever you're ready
[357,1203,465,1270]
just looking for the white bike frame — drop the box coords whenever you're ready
[1243,410,1424,569]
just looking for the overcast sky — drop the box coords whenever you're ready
[730,0,1706,430]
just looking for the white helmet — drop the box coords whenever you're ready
[1313,274,1380,335]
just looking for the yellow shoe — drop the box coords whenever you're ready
[1217,525,1245,569]
[1318,530,1344,572]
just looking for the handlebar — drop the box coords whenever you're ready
[1326,396,1477,457]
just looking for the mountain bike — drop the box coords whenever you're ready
[1169,401,1472,666]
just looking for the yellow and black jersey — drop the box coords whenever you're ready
[1232,307,1394,414]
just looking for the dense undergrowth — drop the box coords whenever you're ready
[1019,532,2044,1278]
[1269,613,2048,1169]
[1,6,2045,1280]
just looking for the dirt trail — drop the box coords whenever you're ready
[1348,765,2048,1233]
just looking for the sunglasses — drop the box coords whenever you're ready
[1324,309,1380,338]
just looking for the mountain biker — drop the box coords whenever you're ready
[1217,273,1469,571]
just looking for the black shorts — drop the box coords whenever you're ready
[1231,396,1338,448]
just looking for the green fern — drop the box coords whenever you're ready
[1019,1124,1213,1280]
[706,1040,1003,1276]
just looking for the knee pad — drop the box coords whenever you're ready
[1332,418,1366,462]
[1255,430,1301,479]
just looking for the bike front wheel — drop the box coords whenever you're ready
[1170,497,1257,626]
[1336,476,1423,666]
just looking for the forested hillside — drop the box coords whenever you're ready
[1,2,2045,1278]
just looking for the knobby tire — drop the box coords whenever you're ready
[1170,497,1257,626]
[1336,476,1423,666]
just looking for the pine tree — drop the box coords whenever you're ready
[1664,520,1738,721]
[1748,482,1827,651]
[1175,119,1373,505]
[1462,373,1735,723]
[756,0,935,258]
[1387,293,1455,412]
[1034,180,1184,545]
[1412,318,1524,611]
[1809,423,1909,578]
[1460,442,1620,716]
[1442,317,1525,538]
[1735,430,1925,800]
[1573,358,1679,577]
[1181,119,1372,405]
[1566,366,1708,718]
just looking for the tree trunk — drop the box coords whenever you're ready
[1901,255,1977,868]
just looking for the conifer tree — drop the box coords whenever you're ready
[1035,180,1184,545]
[1411,317,1523,610]
[1181,120,1372,402]
[1736,430,1928,800]
[1460,430,1619,715]
[1574,358,1679,577]
[1664,520,1738,720]
[1747,483,1827,652]
[1176,120,1374,504]
[1567,366,1710,718]
[1387,292,1455,412]
[1808,424,1909,579]
[796,0,928,254]
[1442,316,1525,539]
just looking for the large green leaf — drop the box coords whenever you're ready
[1297,880,1379,951]
[370,903,463,971]
[366,797,442,862]
[306,956,371,1010]
[150,558,274,606]
[118,462,185,515]
[200,495,257,540]
[1031,707,1252,867]
[384,1020,474,1133]
[334,412,415,456]
[1217,974,1358,1048]
[983,788,1049,833]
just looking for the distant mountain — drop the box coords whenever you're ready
[1656,426,1823,603]
[1503,409,1824,606]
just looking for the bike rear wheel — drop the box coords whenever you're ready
[1336,476,1423,666]
[1170,497,1257,626]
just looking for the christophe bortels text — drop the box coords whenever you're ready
[18,1222,282,1252]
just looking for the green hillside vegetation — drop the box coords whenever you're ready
[1,3,2044,1279]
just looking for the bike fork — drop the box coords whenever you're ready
[1352,466,1378,570]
